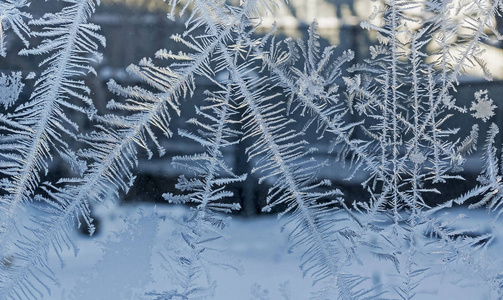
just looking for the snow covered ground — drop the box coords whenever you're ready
[41,203,311,299]
[37,202,503,300]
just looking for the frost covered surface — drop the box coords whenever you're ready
[2,0,503,299]
[0,0,30,57]
[0,72,23,109]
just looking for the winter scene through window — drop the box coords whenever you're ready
[1,0,503,299]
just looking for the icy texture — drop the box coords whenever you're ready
[1,0,503,299]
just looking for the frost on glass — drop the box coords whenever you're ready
[0,72,23,109]
[1,0,503,299]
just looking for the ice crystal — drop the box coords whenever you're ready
[471,89,496,122]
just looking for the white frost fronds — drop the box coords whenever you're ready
[1,0,503,298]
[0,0,104,224]
[154,85,245,298]
[0,1,105,292]
[0,0,31,57]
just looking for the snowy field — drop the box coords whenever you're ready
[32,202,503,300]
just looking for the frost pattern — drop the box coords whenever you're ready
[1,0,503,299]
[471,89,496,122]
[0,0,105,298]
[0,0,31,57]
[0,72,23,109]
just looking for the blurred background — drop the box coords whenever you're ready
[2,0,503,217]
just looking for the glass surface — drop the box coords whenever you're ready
[1,1,503,299]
